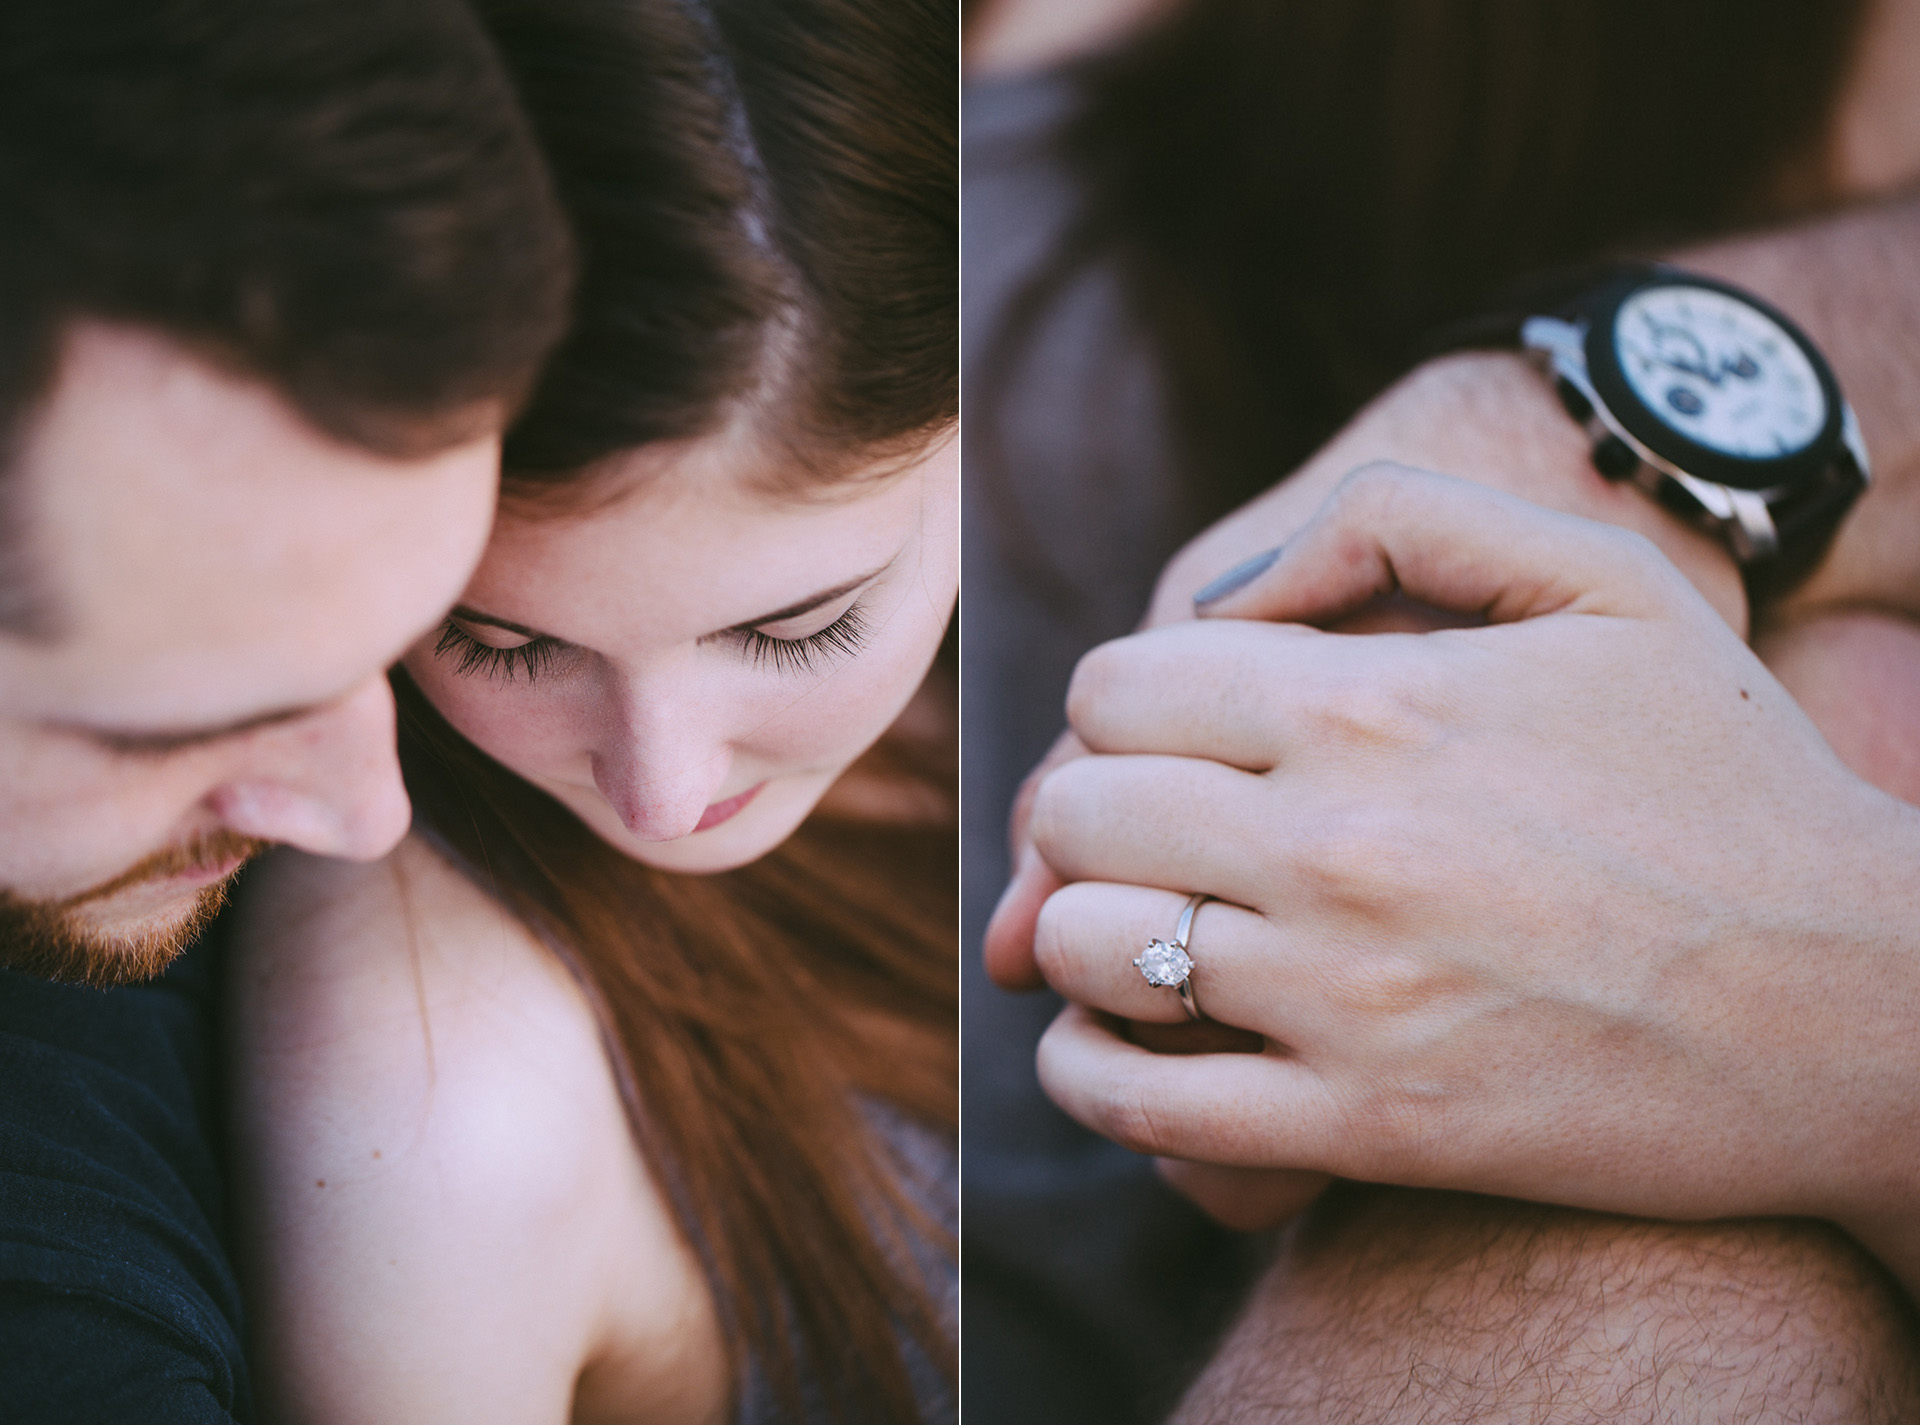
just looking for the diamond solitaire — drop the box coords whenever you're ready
[1136,893,1212,1021]
[1134,937,1193,988]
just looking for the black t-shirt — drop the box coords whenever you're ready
[0,923,250,1422]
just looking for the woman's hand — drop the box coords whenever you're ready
[985,352,1747,991]
[979,351,1752,1233]
[1024,465,1920,1282]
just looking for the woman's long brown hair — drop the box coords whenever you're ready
[413,1,957,1418]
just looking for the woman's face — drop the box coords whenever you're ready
[404,429,957,874]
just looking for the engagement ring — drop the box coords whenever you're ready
[1133,892,1211,1022]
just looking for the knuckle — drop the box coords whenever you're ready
[1332,460,1425,525]
[1594,521,1686,591]
[1337,459,1404,502]
[1026,759,1093,861]
[1598,519,1659,564]
[1294,803,1422,911]
[1097,1084,1171,1157]
[1337,1077,1446,1178]
[1322,948,1451,1020]
[1301,669,1446,754]
[1293,813,1372,909]
[1064,641,1129,741]
[1030,892,1076,983]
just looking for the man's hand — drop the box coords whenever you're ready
[1025,465,1920,1282]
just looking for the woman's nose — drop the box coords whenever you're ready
[587,682,733,841]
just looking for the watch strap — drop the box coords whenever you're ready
[1412,260,1665,361]
[1742,450,1867,605]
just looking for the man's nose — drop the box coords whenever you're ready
[588,680,732,842]
[203,674,411,860]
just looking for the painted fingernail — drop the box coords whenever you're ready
[1193,546,1281,608]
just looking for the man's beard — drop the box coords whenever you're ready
[0,829,267,988]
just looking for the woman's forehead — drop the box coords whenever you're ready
[506,418,951,514]
[464,441,931,643]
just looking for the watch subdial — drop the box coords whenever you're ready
[1614,285,1826,459]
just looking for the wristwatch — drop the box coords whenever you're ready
[1516,264,1869,602]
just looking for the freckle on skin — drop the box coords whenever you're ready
[316,1179,326,1188]
[1741,689,1751,700]
[372,1149,381,1159]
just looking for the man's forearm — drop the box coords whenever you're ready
[1167,1189,1920,1425]
[1679,192,1920,621]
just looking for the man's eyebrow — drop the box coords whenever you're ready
[722,564,891,632]
[64,699,331,757]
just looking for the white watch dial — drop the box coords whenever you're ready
[1614,285,1827,458]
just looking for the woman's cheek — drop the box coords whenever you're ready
[739,622,938,771]
[402,653,581,781]
[735,670,882,770]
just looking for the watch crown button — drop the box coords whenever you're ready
[1592,435,1639,480]
[1555,378,1593,422]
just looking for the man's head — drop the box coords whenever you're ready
[0,0,574,985]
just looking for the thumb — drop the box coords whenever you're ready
[1155,1159,1333,1233]
[1193,462,1683,628]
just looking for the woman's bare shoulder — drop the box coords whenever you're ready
[233,831,562,1007]
[229,837,724,1425]
[231,837,612,1205]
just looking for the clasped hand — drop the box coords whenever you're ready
[990,464,1920,1253]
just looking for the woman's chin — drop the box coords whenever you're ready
[583,774,832,874]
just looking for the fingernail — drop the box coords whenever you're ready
[1193,546,1281,608]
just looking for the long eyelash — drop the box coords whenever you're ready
[740,602,870,675]
[433,621,559,682]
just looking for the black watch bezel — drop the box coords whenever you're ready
[1580,270,1847,494]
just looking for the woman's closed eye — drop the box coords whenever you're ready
[432,598,873,683]
[434,619,565,682]
[730,600,870,675]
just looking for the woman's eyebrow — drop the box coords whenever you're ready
[725,563,890,632]
[449,605,547,638]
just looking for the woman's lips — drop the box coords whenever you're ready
[695,781,765,832]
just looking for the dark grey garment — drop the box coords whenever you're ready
[962,69,1262,1425]
[735,1101,956,1425]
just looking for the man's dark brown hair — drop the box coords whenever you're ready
[0,0,577,631]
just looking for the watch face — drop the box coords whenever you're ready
[1613,285,1828,459]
